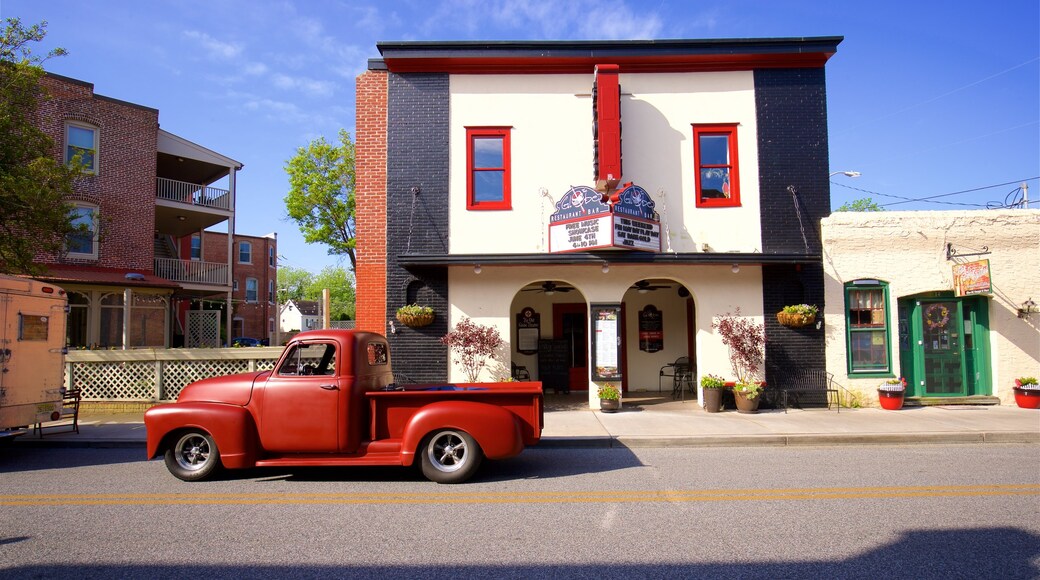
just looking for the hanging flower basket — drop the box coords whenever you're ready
[777,311,816,328]
[396,305,435,328]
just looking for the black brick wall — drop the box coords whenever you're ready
[386,73,451,382]
[755,68,830,388]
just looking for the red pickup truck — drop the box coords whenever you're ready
[144,330,543,484]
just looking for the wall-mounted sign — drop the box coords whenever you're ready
[516,307,540,355]
[549,184,660,253]
[953,259,992,296]
[638,305,663,353]
[591,304,622,381]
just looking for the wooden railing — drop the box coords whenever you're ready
[156,177,231,211]
[154,257,228,286]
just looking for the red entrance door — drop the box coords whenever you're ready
[553,304,588,392]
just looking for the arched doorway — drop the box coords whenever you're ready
[511,281,588,393]
[620,279,695,396]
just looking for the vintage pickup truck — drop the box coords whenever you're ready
[144,330,543,484]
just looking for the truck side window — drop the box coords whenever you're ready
[278,342,337,376]
[367,342,388,366]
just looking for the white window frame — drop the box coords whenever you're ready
[65,121,99,174]
[245,277,258,303]
[67,203,99,260]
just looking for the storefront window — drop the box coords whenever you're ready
[845,281,890,374]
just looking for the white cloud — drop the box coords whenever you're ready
[243,62,268,76]
[182,30,244,60]
[270,73,337,98]
[422,0,665,40]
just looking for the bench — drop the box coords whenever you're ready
[772,370,840,413]
[34,388,81,437]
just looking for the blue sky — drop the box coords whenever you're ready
[5,0,1038,276]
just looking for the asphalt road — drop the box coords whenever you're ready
[2,444,1038,579]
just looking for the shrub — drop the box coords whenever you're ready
[711,308,765,386]
[440,318,503,383]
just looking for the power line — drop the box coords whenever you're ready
[830,177,1040,208]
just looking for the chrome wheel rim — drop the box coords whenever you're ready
[426,431,468,473]
[174,433,211,472]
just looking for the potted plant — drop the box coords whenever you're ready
[440,318,503,382]
[700,374,726,413]
[597,385,621,413]
[396,304,434,327]
[732,382,763,414]
[777,304,818,328]
[711,309,766,412]
[1012,377,1039,409]
[877,377,907,410]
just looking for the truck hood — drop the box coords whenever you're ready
[177,371,271,406]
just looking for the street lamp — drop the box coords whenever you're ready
[830,171,861,178]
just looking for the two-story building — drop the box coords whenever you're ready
[31,72,256,348]
[354,38,843,406]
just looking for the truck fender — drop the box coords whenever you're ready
[400,401,523,466]
[145,402,259,469]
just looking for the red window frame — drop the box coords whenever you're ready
[692,124,740,208]
[466,127,511,211]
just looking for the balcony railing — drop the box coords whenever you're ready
[156,177,231,211]
[154,258,228,286]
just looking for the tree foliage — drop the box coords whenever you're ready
[711,309,765,386]
[277,264,355,321]
[0,18,83,275]
[284,130,356,272]
[441,318,504,383]
[835,197,884,212]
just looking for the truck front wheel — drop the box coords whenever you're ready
[420,429,483,484]
[164,430,221,482]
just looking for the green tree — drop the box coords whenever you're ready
[284,130,356,271]
[835,197,884,212]
[307,265,355,321]
[0,18,83,274]
[277,265,313,303]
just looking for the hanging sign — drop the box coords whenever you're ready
[952,259,992,296]
[590,304,622,381]
[548,184,660,253]
[638,305,663,353]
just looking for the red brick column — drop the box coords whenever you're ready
[354,70,388,334]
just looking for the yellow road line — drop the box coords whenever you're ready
[2,484,1038,506]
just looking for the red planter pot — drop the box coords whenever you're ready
[878,389,904,410]
[1013,387,1040,409]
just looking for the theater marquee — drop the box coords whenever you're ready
[548,184,661,253]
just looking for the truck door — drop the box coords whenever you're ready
[259,341,341,453]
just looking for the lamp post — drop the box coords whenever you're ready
[830,171,861,178]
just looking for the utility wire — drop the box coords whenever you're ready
[830,177,1040,208]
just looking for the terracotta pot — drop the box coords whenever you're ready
[733,389,760,414]
[878,389,904,410]
[702,388,723,413]
[600,398,620,413]
[1013,387,1040,409]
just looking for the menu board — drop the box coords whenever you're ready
[591,304,622,381]
[639,305,663,352]
[516,307,540,355]
[537,339,570,393]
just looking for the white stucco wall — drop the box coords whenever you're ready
[446,263,763,407]
[821,209,1040,405]
[448,71,762,255]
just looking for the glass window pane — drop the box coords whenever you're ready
[699,134,729,165]
[699,168,730,199]
[68,207,95,254]
[473,137,503,168]
[19,314,49,341]
[474,170,504,202]
[68,126,94,148]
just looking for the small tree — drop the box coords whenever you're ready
[835,197,884,212]
[711,308,766,386]
[441,318,503,383]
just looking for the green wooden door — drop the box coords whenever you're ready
[918,300,967,396]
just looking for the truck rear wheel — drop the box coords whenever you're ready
[164,430,221,482]
[420,429,483,484]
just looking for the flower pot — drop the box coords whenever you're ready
[702,388,723,413]
[776,311,816,328]
[733,390,760,414]
[878,388,905,410]
[396,311,434,327]
[600,399,620,413]
[1013,387,1040,409]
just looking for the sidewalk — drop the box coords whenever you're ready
[10,396,1039,449]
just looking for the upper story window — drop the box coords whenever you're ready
[239,241,252,264]
[66,204,98,259]
[190,235,201,260]
[245,278,258,303]
[466,127,511,210]
[233,279,239,292]
[65,121,98,174]
[692,124,740,208]
[268,280,274,303]
[844,280,891,375]
[269,247,275,267]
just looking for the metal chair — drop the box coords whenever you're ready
[511,362,531,381]
[659,357,693,398]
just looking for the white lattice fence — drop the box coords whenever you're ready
[71,361,156,400]
[161,360,254,400]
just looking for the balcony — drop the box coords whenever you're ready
[157,177,232,210]
[154,257,229,287]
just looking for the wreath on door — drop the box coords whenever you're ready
[924,304,950,330]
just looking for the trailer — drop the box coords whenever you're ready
[0,275,68,441]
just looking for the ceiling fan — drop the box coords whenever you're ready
[522,281,574,295]
[631,280,671,293]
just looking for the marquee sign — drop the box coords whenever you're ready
[952,259,992,296]
[549,184,661,253]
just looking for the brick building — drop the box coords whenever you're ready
[355,37,842,407]
[201,231,278,343]
[30,72,248,348]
